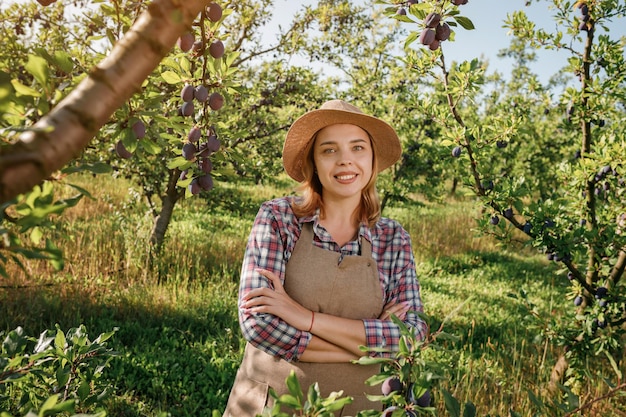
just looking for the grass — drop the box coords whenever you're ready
[1,174,624,416]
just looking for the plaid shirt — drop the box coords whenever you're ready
[238,196,427,362]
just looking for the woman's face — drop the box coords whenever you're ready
[312,124,373,202]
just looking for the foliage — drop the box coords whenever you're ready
[258,370,354,417]
[0,1,98,276]
[2,174,625,415]
[380,0,626,407]
[0,325,117,416]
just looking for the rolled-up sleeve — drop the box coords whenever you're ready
[362,224,428,357]
[238,201,311,362]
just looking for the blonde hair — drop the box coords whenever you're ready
[291,132,381,228]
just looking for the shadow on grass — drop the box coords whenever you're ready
[419,248,569,360]
[0,281,242,417]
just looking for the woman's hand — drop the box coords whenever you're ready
[242,268,313,331]
[378,299,410,321]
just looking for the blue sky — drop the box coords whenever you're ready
[263,0,626,83]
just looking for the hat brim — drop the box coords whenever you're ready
[283,109,401,182]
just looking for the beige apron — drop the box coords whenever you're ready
[223,222,385,417]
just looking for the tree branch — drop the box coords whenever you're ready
[0,0,211,204]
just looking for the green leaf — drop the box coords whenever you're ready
[140,138,162,154]
[53,51,74,74]
[77,379,91,402]
[285,371,304,404]
[526,389,545,412]
[276,394,301,409]
[453,16,475,30]
[604,351,622,380]
[0,70,14,112]
[11,79,41,97]
[404,31,420,49]
[442,389,461,417]
[55,326,67,350]
[30,226,43,245]
[25,54,50,88]
[56,365,70,388]
[161,70,182,84]
[63,162,113,176]
[168,156,193,170]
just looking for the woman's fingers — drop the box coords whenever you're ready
[256,268,284,292]
[379,301,410,320]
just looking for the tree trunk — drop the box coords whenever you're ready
[549,354,569,395]
[150,169,183,251]
[0,0,210,204]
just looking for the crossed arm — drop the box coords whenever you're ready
[242,268,410,363]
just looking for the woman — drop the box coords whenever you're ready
[223,99,428,417]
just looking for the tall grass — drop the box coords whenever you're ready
[1,174,624,416]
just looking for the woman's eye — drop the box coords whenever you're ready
[322,148,335,154]
[354,145,364,151]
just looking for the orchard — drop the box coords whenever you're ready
[1,0,626,416]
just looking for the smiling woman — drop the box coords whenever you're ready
[222,99,429,417]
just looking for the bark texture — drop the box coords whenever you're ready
[0,0,209,204]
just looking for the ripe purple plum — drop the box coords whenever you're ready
[182,142,197,161]
[200,158,213,174]
[181,84,195,102]
[416,389,431,407]
[424,12,441,28]
[198,142,211,158]
[188,126,202,143]
[381,376,402,395]
[192,40,204,54]
[188,179,201,195]
[209,39,225,59]
[206,2,223,22]
[428,39,440,51]
[209,92,224,111]
[595,286,608,299]
[194,85,209,102]
[131,120,146,139]
[574,295,583,306]
[490,215,500,225]
[177,32,195,52]
[451,146,462,157]
[181,101,195,117]
[115,141,132,159]
[435,23,451,41]
[198,174,214,191]
[207,135,221,153]
[419,29,436,46]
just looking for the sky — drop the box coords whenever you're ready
[261,0,626,84]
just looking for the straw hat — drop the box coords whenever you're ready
[282,99,402,182]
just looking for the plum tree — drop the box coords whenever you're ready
[382,0,626,406]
